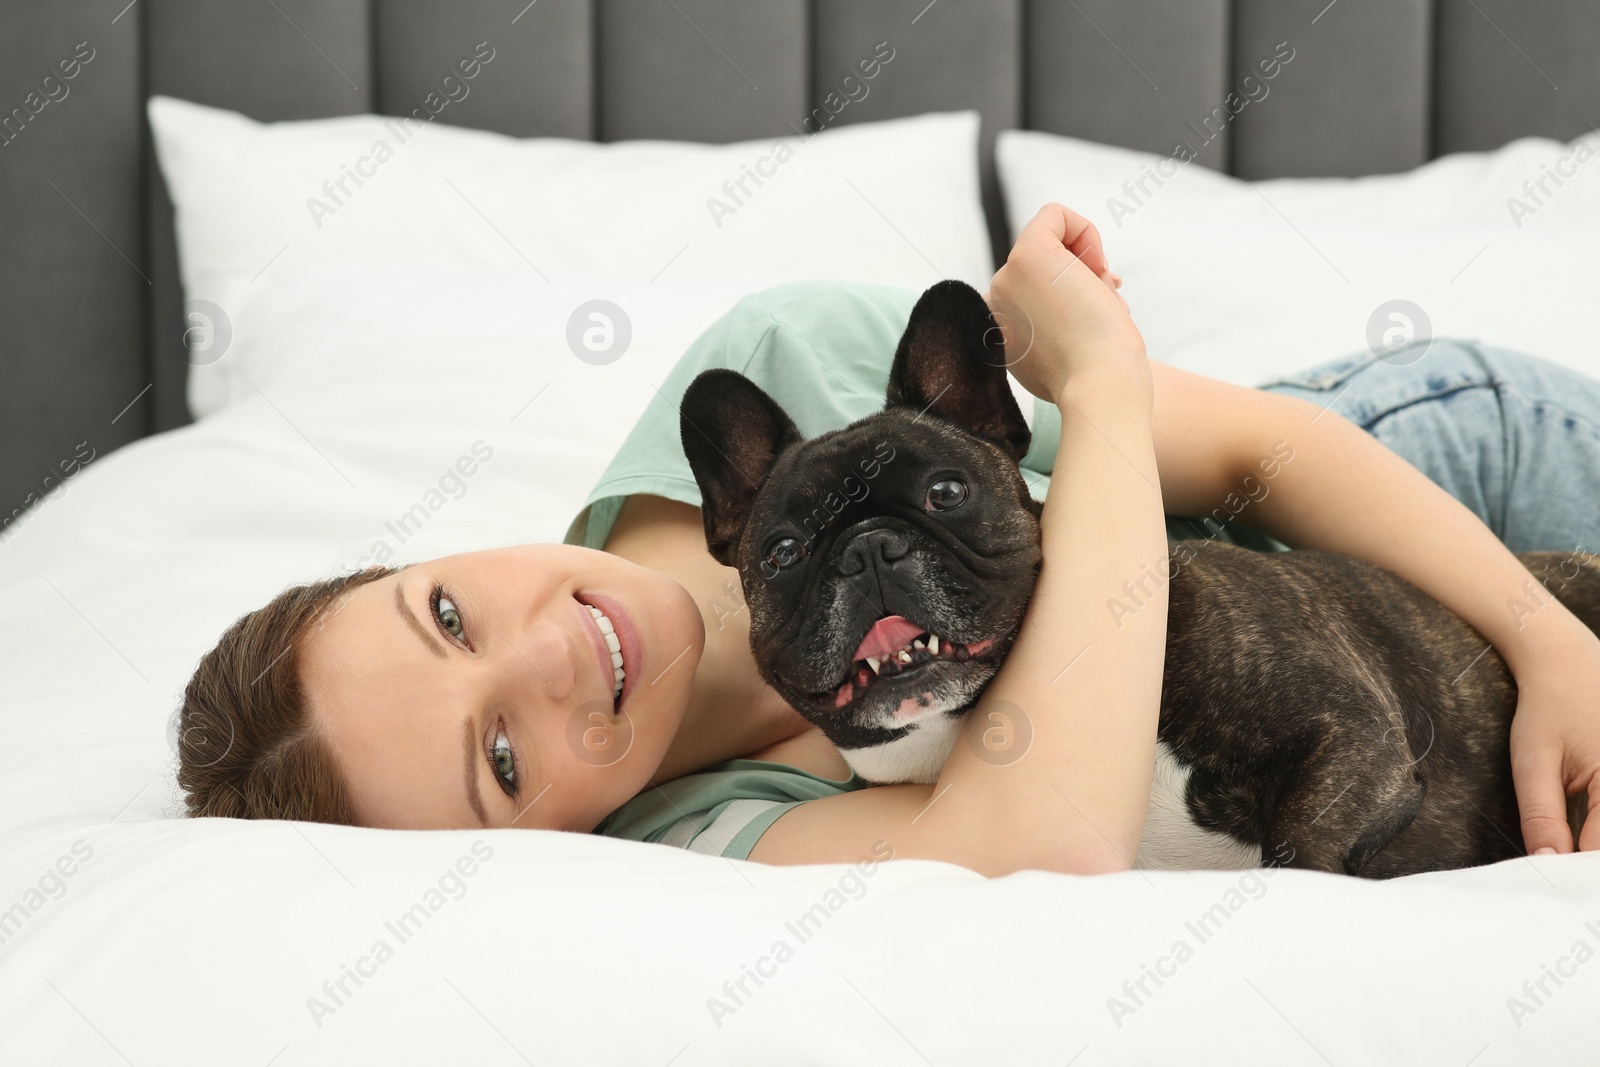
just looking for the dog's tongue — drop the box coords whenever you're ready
[851,615,924,662]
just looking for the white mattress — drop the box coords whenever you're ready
[5,266,1600,1065]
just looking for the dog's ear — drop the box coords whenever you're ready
[886,279,1031,463]
[680,369,804,567]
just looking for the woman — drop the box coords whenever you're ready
[176,205,1600,876]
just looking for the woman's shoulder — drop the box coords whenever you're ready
[563,283,921,549]
[666,280,918,389]
[731,279,919,339]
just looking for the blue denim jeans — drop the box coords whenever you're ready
[1257,340,1600,554]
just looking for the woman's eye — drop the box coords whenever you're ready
[926,478,969,511]
[438,597,464,637]
[765,536,807,572]
[490,725,517,796]
[431,585,466,643]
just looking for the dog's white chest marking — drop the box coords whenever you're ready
[844,714,963,785]
[1135,743,1260,870]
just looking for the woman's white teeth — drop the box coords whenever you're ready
[587,604,625,699]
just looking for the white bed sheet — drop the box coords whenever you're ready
[4,266,1600,1065]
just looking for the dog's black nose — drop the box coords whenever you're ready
[839,528,909,576]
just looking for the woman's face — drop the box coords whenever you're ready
[300,544,705,832]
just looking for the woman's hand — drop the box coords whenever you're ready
[984,202,1146,406]
[1506,624,1600,854]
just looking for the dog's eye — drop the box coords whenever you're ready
[764,536,807,572]
[926,478,969,511]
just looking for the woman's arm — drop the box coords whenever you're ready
[1149,362,1600,853]
[1149,360,1557,662]
[751,368,1164,875]
[752,205,1167,876]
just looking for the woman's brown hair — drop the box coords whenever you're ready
[175,566,395,823]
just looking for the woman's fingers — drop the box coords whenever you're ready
[1012,202,1112,277]
[1512,737,1576,854]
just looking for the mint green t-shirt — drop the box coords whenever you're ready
[569,280,1288,861]
[591,758,870,860]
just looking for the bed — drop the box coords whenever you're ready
[5,1,1600,1062]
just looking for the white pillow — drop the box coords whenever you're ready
[997,129,1600,387]
[206,264,837,567]
[148,97,993,417]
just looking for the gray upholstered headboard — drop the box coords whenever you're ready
[2,0,1598,518]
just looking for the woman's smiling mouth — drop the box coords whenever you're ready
[575,592,643,709]
[576,598,625,704]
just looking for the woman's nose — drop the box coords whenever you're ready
[508,617,577,701]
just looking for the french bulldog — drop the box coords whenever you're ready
[680,279,1597,876]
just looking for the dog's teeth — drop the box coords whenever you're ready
[896,649,913,664]
[912,637,926,650]
[927,634,939,655]
[866,657,882,675]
